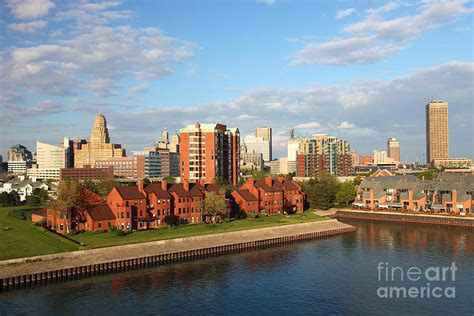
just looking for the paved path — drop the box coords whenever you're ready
[314,209,339,217]
[0,220,353,279]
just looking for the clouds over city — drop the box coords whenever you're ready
[290,0,472,66]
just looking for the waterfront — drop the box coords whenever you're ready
[1,220,473,315]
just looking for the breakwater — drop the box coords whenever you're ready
[0,220,354,290]
[336,210,474,227]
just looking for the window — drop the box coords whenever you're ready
[98,222,102,228]
[140,211,143,217]
[121,212,124,219]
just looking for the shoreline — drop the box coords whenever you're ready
[0,219,355,290]
[335,209,474,227]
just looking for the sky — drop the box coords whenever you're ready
[0,0,473,162]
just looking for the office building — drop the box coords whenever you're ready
[387,137,400,162]
[180,123,239,185]
[373,150,395,165]
[74,114,126,167]
[255,127,272,161]
[426,100,449,164]
[28,141,68,180]
[8,144,33,162]
[243,135,271,163]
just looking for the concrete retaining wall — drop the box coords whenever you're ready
[336,210,474,227]
[0,220,355,290]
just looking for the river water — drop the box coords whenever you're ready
[1,219,473,315]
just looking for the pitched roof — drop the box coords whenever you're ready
[189,183,206,196]
[168,183,191,197]
[235,189,258,201]
[205,183,222,194]
[144,183,171,198]
[115,186,146,200]
[255,180,276,192]
[87,204,116,221]
[283,180,299,190]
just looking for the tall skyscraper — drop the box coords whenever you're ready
[180,123,239,184]
[255,127,272,161]
[74,114,126,167]
[426,100,449,164]
[243,135,271,162]
[387,137,400,162]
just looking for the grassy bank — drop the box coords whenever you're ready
[68,212,328,249]
[0,206,78,260]
[0,206,328,260]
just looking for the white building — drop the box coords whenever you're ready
[27,141,68,180]
[373,150,395,165]
[7,160,34,175]
[243,135,271,163]
[0,176,49,201]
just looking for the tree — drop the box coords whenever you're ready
[96,178,119,198]
[304,175,341,210]
[201,192,230,218]
[162,176,176,184]
[336,181,356,206]
[246,169,268,181]
[52,180,81,234]
[143,178,151,185]
[0,192,20,206]
[286,171,296,180]
[82,180,99,194]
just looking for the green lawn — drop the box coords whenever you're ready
[69,212,329,249]
[0,206,78,260]
[0,206,329,260]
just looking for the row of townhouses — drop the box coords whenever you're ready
[43,177,305,234]
[353,174,474,214]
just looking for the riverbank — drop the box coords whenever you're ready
[0,219,355,290]
[335,209,474,227]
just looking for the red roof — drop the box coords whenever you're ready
[205,183,222,194]
[144,183,171,198]
[189,183,206,196]
[168,183,192,197]
[87,204,115,221]
[235,189,258,201]
[115,186,146,200]
[283,180,299,190]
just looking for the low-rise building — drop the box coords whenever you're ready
[60,166,114,180]
[432,158,472,169]
[353,173,474,214]
[0,176,49,201]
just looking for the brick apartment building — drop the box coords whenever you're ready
[231,177,304,216]
[60,165,114,180]
[353,174,474,214]
[180,123,240,185]
[46,177,305,233]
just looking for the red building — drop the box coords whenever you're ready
[168,179,205,224]
[359,155,373,166]
[144,181,172,227]
[107,184,147,231]
[180,123,240,185]
[234,177,305,215]
[60,166,114,180]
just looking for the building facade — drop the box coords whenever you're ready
[180,123,239,185]
[8,144,33,161]
[387,137,400,162]
[95,156,145,179]
[255,127,272,162]
[426,100,449,164]
[74,114,125,167]
[60,166,114,180]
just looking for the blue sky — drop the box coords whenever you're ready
[1,0,473,162]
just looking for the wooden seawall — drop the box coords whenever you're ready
[0,220,354,290]
[336,210,474,227]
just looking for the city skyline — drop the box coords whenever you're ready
[1,0,473,161]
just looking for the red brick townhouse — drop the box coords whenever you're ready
[144,181,172,227]
[168,180,206,224]
[232,177,305,216]
[107,184,148,231]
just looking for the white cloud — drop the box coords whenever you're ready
[257,0,276,5]
[336,8,355,19]
[337,121,356,129]
[236,114,258,120]
[290,0,471,66]
[6,0,56,19]
[295,122,321,129]
[8,20,47,33]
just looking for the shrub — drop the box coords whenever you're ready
[115,230,127,237]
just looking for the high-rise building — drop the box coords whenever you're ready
[373,150,395,165]
[255,127,272,161]
[74,114,126,167]
[170,131,180,153]
[387,137,400,162]
[8,144,33,161]
[180,123,239,184]
[426,100,449,164]
[351,150,357,167]
[27,141,68,180]
[243,135,271,162]
[295,134,352,177]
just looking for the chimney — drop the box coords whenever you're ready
[264,177,273,187]
[199,179,205,186]
[276,176,285,183]
[183,179,189,191]
[161,180,167,191]
[137,180,144,195]
[248,178,255,186]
